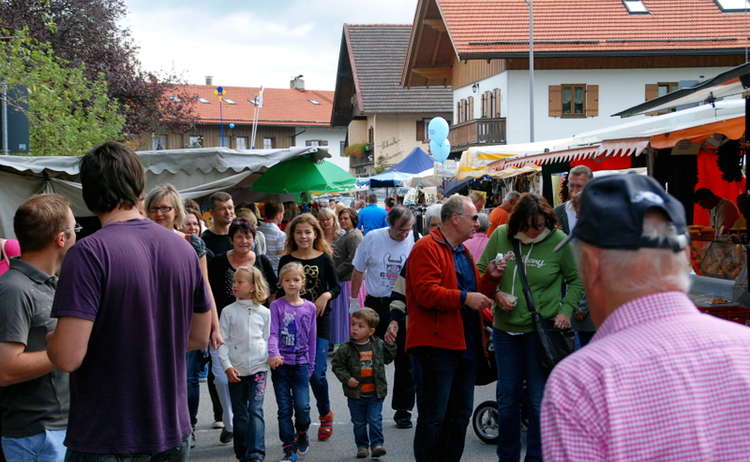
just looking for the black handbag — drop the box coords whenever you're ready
[512,239,575,374]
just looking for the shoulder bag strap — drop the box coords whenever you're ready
[512,238,539,315]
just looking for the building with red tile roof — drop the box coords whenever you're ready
[401,0,748,148]
[139,77,347,169]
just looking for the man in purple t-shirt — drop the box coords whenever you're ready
[48,142,212,461]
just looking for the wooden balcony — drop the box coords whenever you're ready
[449,118,506,151]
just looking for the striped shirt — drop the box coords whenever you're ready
[258,221,286,275]
[541,291,750,462]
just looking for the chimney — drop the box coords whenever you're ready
[290,74,305,91]
[205,75,213,86]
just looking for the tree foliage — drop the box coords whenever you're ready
[0,29,125,155]
[0,0,196,138]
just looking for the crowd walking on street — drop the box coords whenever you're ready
[6,141,750,462]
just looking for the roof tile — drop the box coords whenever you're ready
[345,24,452,113]
[438,0,750,55]
[171,85,334,126]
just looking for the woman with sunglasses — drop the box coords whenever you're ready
[476,192,583,462]
[145,184,223,447]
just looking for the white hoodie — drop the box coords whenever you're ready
[217,299,271,376]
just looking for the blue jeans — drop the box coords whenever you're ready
[411,347,477,462]
[186,350,202,427]
[2,429,66,462]
[347,396,384,449]
[63,436,189,462]
[493,328,546,462]
[310,337,330,417]
[228,372,267,461]
[271,364,311,447]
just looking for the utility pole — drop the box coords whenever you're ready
[1,81,8,155]
[525,0,535,142]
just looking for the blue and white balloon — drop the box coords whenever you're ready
[428,117,449,142]
[430,138,451,163]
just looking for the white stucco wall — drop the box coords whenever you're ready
[371,113,430,167]
[454,66,732,145]
[294,125,348,170]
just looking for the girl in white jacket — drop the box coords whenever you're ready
[218,265,271,462]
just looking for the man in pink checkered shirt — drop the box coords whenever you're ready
[542,173,750,461]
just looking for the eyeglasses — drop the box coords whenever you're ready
[148,206,173,214]
[457,214,479,222]
[63,224,83,234]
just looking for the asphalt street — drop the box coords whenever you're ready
[190,359,501,462]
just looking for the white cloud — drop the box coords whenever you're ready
[123,0,417,90]
[122,0,417,169]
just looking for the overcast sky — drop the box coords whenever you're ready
[124,0,419,91]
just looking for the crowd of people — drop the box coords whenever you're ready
[4,141,750,462]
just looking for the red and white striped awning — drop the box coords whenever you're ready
[500,138,650,168]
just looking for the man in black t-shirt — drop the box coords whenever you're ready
[200,191,237,436]
[202,191,235,257]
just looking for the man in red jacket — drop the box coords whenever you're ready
[405,194,502,462]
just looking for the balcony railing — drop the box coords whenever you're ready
[449,118,506,151]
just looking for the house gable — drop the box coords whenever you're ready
[404,0,750,87]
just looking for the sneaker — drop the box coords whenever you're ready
[371,446,387,457]
[318,411,333,441]
[356,447,369,458]
[394,411,413,429]
[281,444,297,462]
[296,431,309,456]
[219,429,233,444]
[212,420,224,429]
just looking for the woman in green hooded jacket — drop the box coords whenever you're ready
[477,192,583,462]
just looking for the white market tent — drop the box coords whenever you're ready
[0,146,324,238]
[456,98,745,176]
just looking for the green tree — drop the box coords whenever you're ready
[0,0,196,138]
[0,29,125,155]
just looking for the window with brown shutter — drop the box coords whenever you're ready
[468,96,475,121]
[549,85,562,117]
[585,85,598,117]
[494,88,501,117]
[481,92,488,118]
[416,119,425,141]
[561,84,586,118]
[457,100,462,124]
[645,82,678,116]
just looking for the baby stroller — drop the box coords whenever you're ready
[472,321,529,444]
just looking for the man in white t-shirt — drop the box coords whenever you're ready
[350,206,415,339]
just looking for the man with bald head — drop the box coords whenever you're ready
[542,174,750,461]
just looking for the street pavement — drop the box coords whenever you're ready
[190,359,500,462]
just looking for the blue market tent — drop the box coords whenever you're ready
[357,170,411,188]
[358,147,435,187]
[386,147,433,174]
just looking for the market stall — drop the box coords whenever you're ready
[0,146,326,239]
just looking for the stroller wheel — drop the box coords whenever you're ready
[472,400,499,444]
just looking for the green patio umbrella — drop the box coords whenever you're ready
[252,155,356,193]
